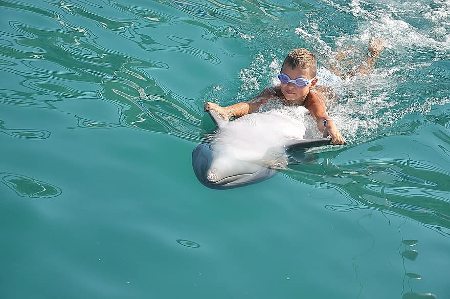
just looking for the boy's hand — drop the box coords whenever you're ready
[320,118,346,145]
[204,102,230,120]
[330,131,346,145]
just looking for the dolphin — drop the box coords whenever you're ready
[192,107,331,189]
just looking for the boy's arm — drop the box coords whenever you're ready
[305,91,346,145]
[204,88,273,120]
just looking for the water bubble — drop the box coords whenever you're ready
[402,240,418,247]
[405,272,422,280]
[402,292,437,299]
[401,249,419,261]
[176,239,200,249]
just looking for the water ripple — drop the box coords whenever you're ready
[286,155,450,234]
[168,0,242,23]
[103,64,203,141]
[0,120,50,140]
[176,239,200,249]
[1,172,61,199]
[165,34,221,65]
[1,0,214,141]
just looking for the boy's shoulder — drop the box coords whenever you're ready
[304,89,327,109]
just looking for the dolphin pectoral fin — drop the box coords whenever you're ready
[206,110,228,129]
[286,138,331,165]
[286,138,332,151]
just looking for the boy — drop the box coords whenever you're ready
[205,41,384,145]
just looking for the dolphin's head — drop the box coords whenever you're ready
[192,143,277,189]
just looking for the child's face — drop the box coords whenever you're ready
[279,66,316,103]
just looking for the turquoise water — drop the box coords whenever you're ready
[1,0,449,298]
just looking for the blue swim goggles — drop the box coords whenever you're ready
[277,73,313,87]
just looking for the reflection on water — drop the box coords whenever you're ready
[285,150,450,234]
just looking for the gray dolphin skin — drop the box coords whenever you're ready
[192,109,331,189]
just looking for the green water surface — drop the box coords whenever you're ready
[1,0,449,298]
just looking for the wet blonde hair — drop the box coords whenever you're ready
[282,48,317,77]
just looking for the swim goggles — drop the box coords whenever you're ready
[277,73,313,87]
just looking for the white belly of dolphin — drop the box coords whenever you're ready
[211,110,306,162]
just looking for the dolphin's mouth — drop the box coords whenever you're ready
[202,166,276,189]
[206,172,255,186]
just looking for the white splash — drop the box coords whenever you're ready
[291,0,450,144]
